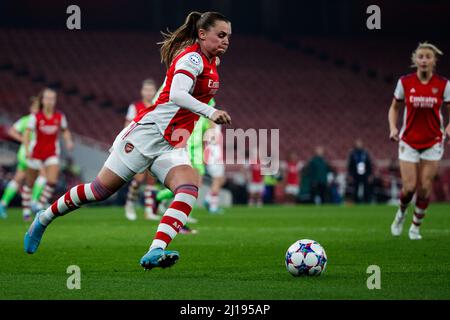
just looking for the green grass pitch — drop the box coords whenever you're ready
[0,204,449,299]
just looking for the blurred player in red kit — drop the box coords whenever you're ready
[22,88,74,220]
[389,42,450,240]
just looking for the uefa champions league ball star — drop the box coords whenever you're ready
[285,239,327,276]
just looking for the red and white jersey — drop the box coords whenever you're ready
[249,162,263,184]
[204,124,223,165]
[134,42,220,147]
[28,111,68,160]
[285,160,301,185]
[394,73,450,149]
[125,101,153,122]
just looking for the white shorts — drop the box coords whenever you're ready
[27,156,59,170]
[207,163,225,178]
[285,184,299,196]
[104,122,191,183]
[247,182,264,194]
[399,140,444,163]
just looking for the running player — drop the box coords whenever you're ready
[0,97,46,220]
[389,42,450,240]
[123,79,159,221]
[24,12,232,270]
[22,88,74,219]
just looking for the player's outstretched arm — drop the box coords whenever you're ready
[170,73,231,123]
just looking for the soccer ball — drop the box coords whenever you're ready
[285,239,327,276]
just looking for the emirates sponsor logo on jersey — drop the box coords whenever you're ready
[409,96,438,108]
[208,79,219,89]
[39,125,59,134]
[124,142,134,153]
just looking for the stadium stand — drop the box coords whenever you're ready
[0,28,449,163]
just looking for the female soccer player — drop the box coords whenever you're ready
[24,11,232,270]
[0,97,46,220]
[22,88,74,219]
[389,42,450,240]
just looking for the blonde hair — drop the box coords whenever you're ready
[411,41,443,68]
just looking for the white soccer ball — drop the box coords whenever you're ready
[285,239,327,276]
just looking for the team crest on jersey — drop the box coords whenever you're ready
[189,53,201,65]
[432,87,438,94]
[410,88,416,93]
[124,142,134,153]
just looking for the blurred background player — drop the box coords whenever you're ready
[204,112,226,213]
[0,97,46,219]
[389,42,450,240]
[347,138,373,204]
[283,152,302,204]
[22,88,74,220]
[246,148,263,207]
[123,79,158,221]
[24,11,232,270]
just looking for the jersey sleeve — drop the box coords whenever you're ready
[393,79,404,101]
[443,80,450,102]
[174,52,204,80]
[125,104,137,121]
[27,114,37,130]
[60,114,68,130]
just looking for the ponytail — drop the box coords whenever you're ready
[159,11,202,68]
[159,11,230,68]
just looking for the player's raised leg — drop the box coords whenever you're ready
[391,160,417,236]
[24,165,127,254]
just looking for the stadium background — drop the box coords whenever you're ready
[1,0,450,206]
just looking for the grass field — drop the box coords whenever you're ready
[0,204,449,300]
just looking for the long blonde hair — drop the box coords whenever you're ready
[159,11,229,68]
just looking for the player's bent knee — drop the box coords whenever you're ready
[91,177,116,201]
[165,165,200,191]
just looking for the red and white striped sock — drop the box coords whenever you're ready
[150,184,198,250]
[38,177,115,226]
[144,185,156,215]
[21,185,32,216]
[399,190,414,213]
[38,183,56,208]
[125,179,140,207]
[412,197,429,227]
